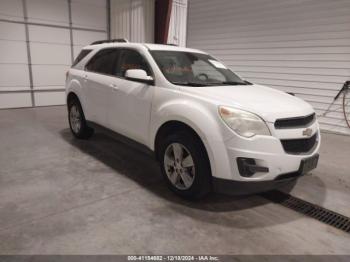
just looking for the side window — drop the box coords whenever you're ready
[86,49,118,75]
[116,49,151,77]
[72,49,92,67]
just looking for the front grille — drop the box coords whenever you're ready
[281,133,317,154]
[275,113,315,129]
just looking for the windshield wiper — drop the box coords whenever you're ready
[216,81,251,85]
[172,81,209,87]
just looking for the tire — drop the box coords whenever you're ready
[68,98,94,139]
[159,130,212,199]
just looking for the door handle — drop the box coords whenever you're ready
[83,74,88,81]
[110,83,119,91]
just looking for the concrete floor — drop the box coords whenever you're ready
[0,106,349,254]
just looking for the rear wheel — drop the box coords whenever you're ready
[159,131,212,199]
[68,98,94,139]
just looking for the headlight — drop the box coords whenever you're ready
[218,106,271,138]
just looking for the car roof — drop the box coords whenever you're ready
[83,42,206,54]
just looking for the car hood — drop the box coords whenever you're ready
[183,84,314,122]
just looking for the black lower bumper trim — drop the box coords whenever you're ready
[212,176,298,196]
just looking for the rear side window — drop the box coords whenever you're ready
[85,49,118,75]
[72,49,92,67]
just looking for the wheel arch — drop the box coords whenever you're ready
[67,91,80,106]
[153,119,217,179]
[149,99,235,180]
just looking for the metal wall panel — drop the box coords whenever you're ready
[34,91,66,106]
[32,65,68,89]
[0,0,109,109]
[0,0,24,21]
[71,0,107,30]
[0,40,28,64]
[187,0,350,135]
[0,93,32,108]
[110,0,154,43]
[29,25,70,91]
[26,0,69,26]
[0,19,29,108]
[167,0,187,46]
[0,65,29,90]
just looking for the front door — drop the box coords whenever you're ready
[108,49,154,145]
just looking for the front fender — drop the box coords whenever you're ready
[150,100,234,180]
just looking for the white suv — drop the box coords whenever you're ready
[65,39,320,199]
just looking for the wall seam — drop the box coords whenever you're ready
[107,0,111,40]
[67,0,74,63]
[22,0,35,107]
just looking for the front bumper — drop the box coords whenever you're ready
[213,153,318,195]
[208,120,321,195]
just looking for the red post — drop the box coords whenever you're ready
[155,0,173,44]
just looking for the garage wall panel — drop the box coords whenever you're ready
[71,0,107,30]
[168,0,187,46]
[0,93,32,108]
[0,65,29,90]
[29,25,71,44]
[0,41,27,64]
[0,21,26,41]
[30,43,71,66]
[0,0,24,21]
[32,65,68,89]
[110,0,154,43]
[0,0,109,109]
[0,22,28,92]
[26,0,69,26]
[187,0,350,135]
[34,91,66,107]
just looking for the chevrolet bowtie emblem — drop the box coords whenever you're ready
[302,128,313,137]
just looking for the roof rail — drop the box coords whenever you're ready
[90,38,129,45]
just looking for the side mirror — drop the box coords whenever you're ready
[125,69,154,85]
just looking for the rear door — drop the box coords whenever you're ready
[84,48,118,126]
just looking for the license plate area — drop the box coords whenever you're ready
[299,154,319,175]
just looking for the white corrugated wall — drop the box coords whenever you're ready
[110,0,154,43]
[168,0,188,47]
[187,0,350,135]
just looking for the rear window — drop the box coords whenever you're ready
[85,48,118,75]
[72,49,92,67]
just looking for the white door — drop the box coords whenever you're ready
[108,49,154,145]
[84,48,118,126]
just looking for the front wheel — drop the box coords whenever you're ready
[68,99,94,139]
[159,131,212,199]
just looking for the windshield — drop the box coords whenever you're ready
[150,50,249,86]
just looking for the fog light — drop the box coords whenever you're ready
[237,158,269,177]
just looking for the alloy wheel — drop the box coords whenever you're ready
[164,142,196,190]
[69,105,82,134]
